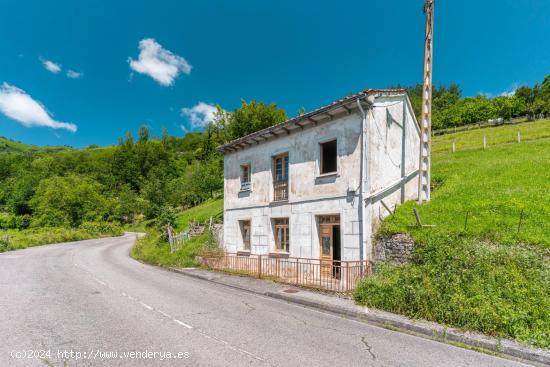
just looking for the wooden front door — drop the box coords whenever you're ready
[319,224,333,276]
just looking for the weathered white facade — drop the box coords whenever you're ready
[219,89,420,263]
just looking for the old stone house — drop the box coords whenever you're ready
[218,88,420,265]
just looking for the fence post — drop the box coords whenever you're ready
[452,141,456,153]
[346,262,350,292]
[258,255,262,279]
[517,209,524,234]
[464,211,469,231]
[296,260,299,285]
[517,129,521,144]
[483,135,487,149]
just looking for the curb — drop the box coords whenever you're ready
[167,267,550,366]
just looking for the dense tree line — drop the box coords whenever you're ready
[0,100,287,230]
[403,73,550,129]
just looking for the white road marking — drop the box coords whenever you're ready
[93,278,106,286]
[140,302,153,310]
[196,330,265,361]
[173,319,193,329]
[157,310,171,318]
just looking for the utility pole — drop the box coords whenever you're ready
[418,0,434,203]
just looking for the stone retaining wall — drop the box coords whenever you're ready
[374,234,415,265]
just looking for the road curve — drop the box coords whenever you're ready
[0,234,531,366]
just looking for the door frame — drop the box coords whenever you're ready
[318,215,341,277]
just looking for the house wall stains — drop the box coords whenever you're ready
[223,93,420,262]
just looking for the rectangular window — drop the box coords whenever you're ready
[320,140,337,174]
[272,153,289,201]
[240,164,251,191]
[239,220,251,250]
[273,218,289,252]
[273,153,289,182]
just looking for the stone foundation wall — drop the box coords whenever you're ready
[374,234,415,265]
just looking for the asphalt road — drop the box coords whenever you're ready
[0,234,532,367]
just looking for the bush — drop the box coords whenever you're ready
[354,236,550,348]
[79,221,123,236]
[0,235,12,252]
[157,206,177,228]
[131,230,206,268]
[0,213,31,230]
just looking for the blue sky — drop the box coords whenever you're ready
[0,0,548,147]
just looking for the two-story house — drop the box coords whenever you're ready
[218,88,420,266]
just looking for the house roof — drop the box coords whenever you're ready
[217,88,406,154]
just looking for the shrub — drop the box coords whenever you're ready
[79,221,123,236]
[157,206,177,228]
[354,236,550,348]
[0,235,12,252]
[0,213,31,230]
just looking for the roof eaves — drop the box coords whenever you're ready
[217,88,406,154]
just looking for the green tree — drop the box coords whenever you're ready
[226,100,287,140]
[30,175,108,227]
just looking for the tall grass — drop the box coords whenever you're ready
[132,198,223,268]
[354,236,550,348]
[0,222,124,252]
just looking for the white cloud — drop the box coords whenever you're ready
[66,70,83,79]
[128,38,191,86]
[499,86,518,97]
[40,58,62,74]
[181,102,217,128]
[0,83,77,132]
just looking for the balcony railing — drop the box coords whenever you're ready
[199,253,373,293]
[273,180,288,201]
[240,181,252,192]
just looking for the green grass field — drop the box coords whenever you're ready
[432,118,550,153]
[382,140,549,247]
[355,120,550,348]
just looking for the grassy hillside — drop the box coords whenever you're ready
[383,140,549,246]
[0,136,70,153]
[131,198,223,268]
[175,198,223,231]
[432,118,550,153]
[355,120,550,348]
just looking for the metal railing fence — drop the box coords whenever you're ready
[200,253,372,293]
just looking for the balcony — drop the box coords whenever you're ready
[273,180,288,201]
[240,181,252,192]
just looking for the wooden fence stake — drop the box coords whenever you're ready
[517,129,521,144]
[413,208,422,226]
[464,211,469,231]
[517,209,524,234]
[483,135,487,149]
[452,142,456,153]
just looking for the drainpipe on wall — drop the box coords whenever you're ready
[356,97,371,264]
